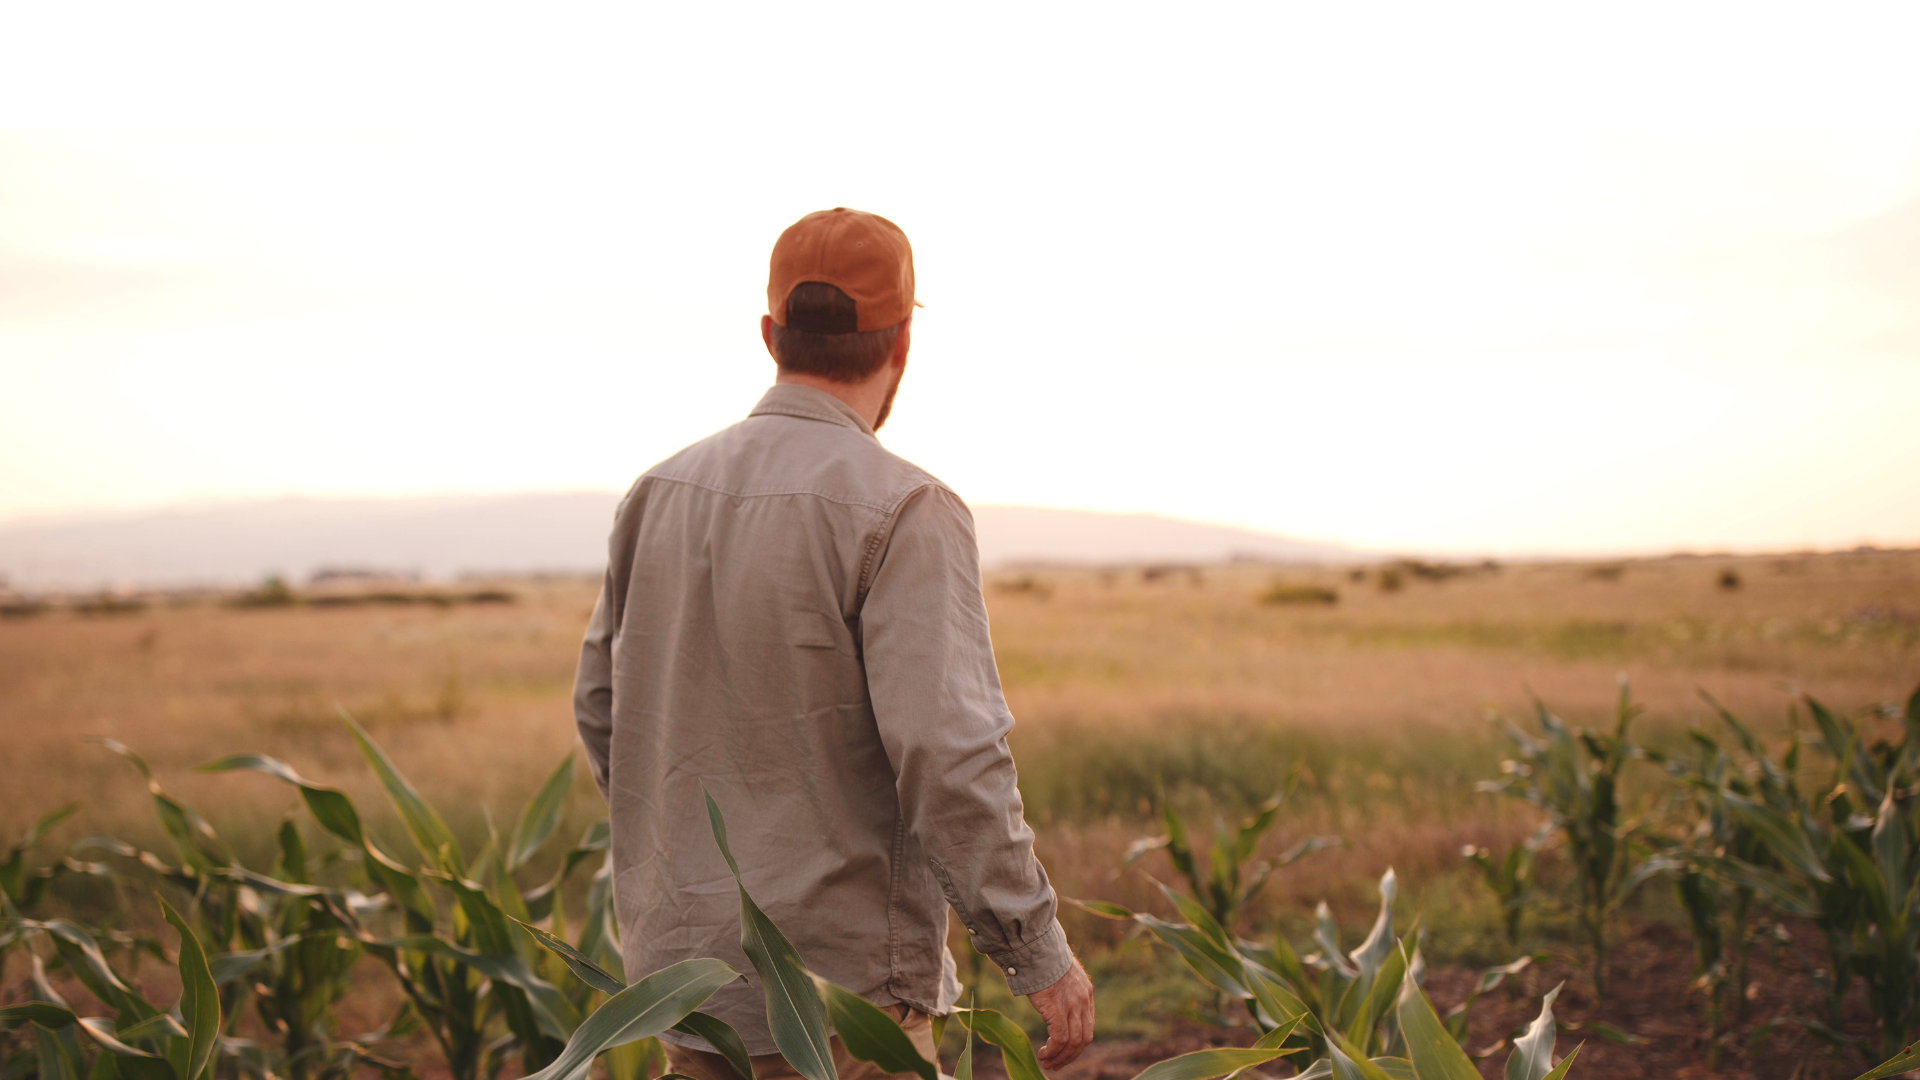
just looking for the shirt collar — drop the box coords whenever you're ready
[747,384,876,437]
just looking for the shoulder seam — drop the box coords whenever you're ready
[641,471,901,514]
[856,480,951,604]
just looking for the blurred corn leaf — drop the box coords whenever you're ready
[509,757,574,874]
[339,710,464,874]
[1504,983,1562,1080]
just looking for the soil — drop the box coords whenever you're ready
[976,922,1918,1080]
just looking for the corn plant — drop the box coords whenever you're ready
[1125,782,1337,941]
[1480,680,1649,999]
[1667,685,1920,1065]
[3,893,223,1080]
[1632,693,1806,1068]
[1074,867,1585,1078]
[1462,821,1552,947]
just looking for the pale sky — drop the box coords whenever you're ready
[3,4,1918,555]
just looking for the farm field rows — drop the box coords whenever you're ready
[3,549,1917,1079]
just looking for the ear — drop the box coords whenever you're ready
[760,315,777,360]
[889,315,912,368]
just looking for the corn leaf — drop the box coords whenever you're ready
[1129,1045,1300,1080]
[956,1008,1044,1080]
[515,916,625,995]
[510,757,575,873]
[0,1002,78,1028]
[194,754,366,846]
[1068,897,1137,920]
[1136,915,1250,997]
[35,1024,82,1080]
[1131,1016,1305,1080]
[1392,967,1478,1080]
[1850,1043,1920,1080]
[813,977,937,1080]
[669,1011,755,1080]
[1325,1036,1393,1080]
[705,789,837,1080]
[520,958,742,1080]
[1157,882,1235,953]
[1349,870,1398,988]
[341,710,464,873]
[1539,1042,1582,1080]
[1346,940,1408,1051]
[1503,983,1561,1080]
[955,997,975,1080]
[74,1017,165,1060]
[376,933,579,1039]
[159,896,220,1080]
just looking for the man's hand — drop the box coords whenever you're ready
[1025,957,1094,1070]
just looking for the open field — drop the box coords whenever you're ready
[3,548,1918,1078]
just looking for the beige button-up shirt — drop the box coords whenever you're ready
[574,384,1070,1054]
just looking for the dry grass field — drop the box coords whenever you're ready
[3,548,1917,1073]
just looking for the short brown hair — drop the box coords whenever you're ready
[769,282,902,383]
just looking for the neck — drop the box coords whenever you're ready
[774,367,897,431]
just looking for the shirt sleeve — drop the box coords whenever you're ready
[576,487,638,801]
[859,484,1075,996]
[573,573,617,800]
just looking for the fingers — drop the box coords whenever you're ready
[1034,965,1094,1070]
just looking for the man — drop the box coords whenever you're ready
[573,208,1095,1080]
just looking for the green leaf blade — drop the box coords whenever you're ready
[813,978,937,1080]
[522,958,742,1080]
[510,756,575,873]
[704,789,836,1080]
[159,896,220,1080]
[340,710,463,872]
[958,1008,1044,1080]
[1392,968,1478,1080]
[1131,1046,1300,1080]
[670,1012,756,1080]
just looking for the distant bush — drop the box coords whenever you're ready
[1258,582,1338,606]
[0,598,47,619]
[990,575,1054,600]
[74,592,149,616]
[1377,568,1405,592]
[1717,568,1741,590]
[230,574,296,608]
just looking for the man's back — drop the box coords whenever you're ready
[574,383,1070,1053]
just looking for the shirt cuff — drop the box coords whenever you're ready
[984,918,1074,997]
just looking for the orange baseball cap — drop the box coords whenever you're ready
[767,208,919,332]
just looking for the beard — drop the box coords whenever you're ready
[872,365,905,432]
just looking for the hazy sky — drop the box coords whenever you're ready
[3,5,1918,555]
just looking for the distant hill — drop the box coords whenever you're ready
[0,494,1356,589]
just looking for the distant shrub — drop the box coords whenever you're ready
[0,598,47,619]
[1377,567,1404,592]
[1583,564,1626,582]
[1717,568,1742,590]
[990,575,1054,600]
[75,592,149,616]
[1258,581,1338,606]
[231,575,296,608]
[1141,564,1203,586]
[1398,558,1469,582]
